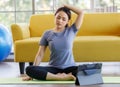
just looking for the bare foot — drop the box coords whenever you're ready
[22,75,33,81]
[56,73,76,81]
[20,74,27,77]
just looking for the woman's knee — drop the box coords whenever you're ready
[25,66,47,80]
[25,66,34,75]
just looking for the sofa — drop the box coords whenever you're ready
[11,13,120,75]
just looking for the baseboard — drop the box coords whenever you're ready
[4,53,14,62]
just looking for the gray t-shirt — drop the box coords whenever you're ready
[40,24,78,69]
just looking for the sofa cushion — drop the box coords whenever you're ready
[73,36,120,61]
[29,14,55,37]
[29,13,120,37]
[14,37,50,62]
[14,37,40,62]
[71,13,120,36]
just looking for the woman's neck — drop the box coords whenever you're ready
[53,27,65,33]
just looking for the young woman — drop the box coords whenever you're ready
[22,4,84,81]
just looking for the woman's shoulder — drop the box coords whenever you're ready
[68,23,77,30]
[42,29,54,37]
[67,23,78,33]
[43,29,53,34]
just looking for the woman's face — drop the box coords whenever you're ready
[55,11,69,29]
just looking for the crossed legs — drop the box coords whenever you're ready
[22,66,78,81]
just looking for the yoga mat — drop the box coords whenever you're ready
[0,77,120,84]
[0,78,74,84]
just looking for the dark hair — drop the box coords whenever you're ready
[55,7,71,27]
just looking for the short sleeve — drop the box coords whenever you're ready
[69,23,78,34]
[39,31,48,46]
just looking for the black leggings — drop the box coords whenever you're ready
[25,66,78,80]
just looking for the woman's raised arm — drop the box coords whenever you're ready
[64,4,84,30]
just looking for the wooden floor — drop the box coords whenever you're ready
[0,62,120,87]
[0,84,120,87]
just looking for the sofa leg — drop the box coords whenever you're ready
[29,62,33,66]
[19,62,25,74]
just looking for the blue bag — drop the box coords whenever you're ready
[75,63,103,86]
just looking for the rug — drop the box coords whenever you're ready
[0,77,120,84]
